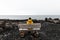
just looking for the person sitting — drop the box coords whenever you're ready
[26,17,33,25]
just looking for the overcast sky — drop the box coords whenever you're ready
[0,0,60,15]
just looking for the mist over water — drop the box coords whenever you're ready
[0,15,60,20]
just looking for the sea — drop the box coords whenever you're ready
[0,15,60,20]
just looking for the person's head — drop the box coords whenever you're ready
[29,17,31,20]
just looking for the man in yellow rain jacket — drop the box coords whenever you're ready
[27,17,33,25]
